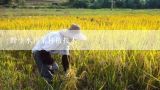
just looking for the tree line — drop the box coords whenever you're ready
[0,0,160,9]
[69,0,160,9]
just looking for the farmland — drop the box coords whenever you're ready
[0,9,160,90]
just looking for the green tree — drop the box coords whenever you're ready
[146,0,160,8]
[72,0,90,8]
[115,0,126,8]
[3,0,11,5]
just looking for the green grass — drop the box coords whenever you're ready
[1,8,160,16]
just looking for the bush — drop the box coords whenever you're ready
[115,0,126,8]
[89,0,104,9]
[89,3,100,9]
[72,0,89,8]
[89,0,111,9]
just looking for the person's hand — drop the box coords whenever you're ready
[64,70,69,77]
[48,62,59,74]
[52,62,59,71]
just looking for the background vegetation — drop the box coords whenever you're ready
[0,0,160,9]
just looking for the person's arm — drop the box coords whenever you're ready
[62,55,70,72]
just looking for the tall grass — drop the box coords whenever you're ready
[0,15,160,30]
[0,50,160,90]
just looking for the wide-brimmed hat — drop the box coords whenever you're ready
[60,24,87,40]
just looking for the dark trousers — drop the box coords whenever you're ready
[33,50,54,80]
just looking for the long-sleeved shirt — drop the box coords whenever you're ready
[32,31,70,55]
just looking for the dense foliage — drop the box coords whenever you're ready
[1,0,160,9]
[69,0,160,9]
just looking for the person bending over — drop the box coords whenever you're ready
[32,24,86,84]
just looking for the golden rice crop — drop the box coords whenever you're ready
[0,13,160,90]
[0,15,160,30]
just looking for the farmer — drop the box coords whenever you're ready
[32,24,86,84]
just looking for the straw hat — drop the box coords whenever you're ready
[60,24,86,40]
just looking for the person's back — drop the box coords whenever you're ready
[32,31,70,55]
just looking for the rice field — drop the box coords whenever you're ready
[0,9,160,90]
[1,15,160,30]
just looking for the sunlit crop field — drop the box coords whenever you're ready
[0,15,160,30]
[0,9,160,90]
